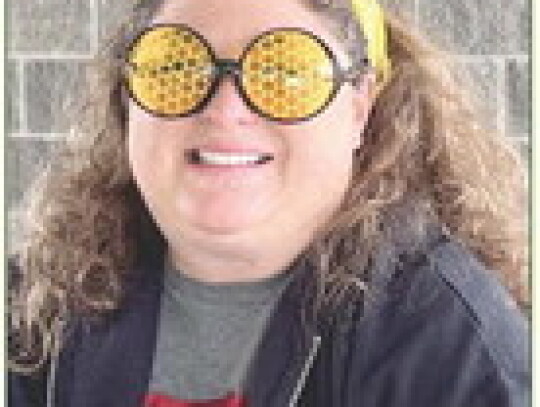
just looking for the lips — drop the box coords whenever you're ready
[184,143,275,166]
[186,149,273,165]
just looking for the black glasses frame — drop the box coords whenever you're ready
[123,23,370,124]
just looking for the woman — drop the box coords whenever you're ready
[8,0,529,405]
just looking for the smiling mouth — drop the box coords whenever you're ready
[185,148,275,166]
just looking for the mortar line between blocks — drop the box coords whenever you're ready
[513,135,530,144]
[8,132,69,140]
[414,0,420,27]
[8,54,95,61]
[18,60,27,135]
[7,54,529,62]
[91,0,100,55]
[495,56,507,138]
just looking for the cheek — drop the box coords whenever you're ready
[127,108,176,194]
[128,121,153,185]
[286,101,358,198]
[302,140,354,184]
[287,127,355,200]
[297,113,357,175]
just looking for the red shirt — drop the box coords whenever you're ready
[144,392,247,407]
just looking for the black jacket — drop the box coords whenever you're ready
[9,231,530,406]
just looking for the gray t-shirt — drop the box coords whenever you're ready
[147,254,295,401]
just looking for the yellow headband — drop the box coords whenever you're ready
[349,0,391,91]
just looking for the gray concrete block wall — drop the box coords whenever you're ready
[506,59,531,136]
[6,61,20,133]
[6,0,531,213]
[379,0,416,18]
[25,61,89,133]
[419,0,530,55]
[8,0,94,55]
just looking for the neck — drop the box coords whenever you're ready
[168,225,318,283]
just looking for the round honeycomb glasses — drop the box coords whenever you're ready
[123,24,369,124]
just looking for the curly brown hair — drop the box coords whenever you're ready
[8,0,528,373]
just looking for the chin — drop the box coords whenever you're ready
[183,204,272,236]
[192,221,248,236]
[176,189,276,229]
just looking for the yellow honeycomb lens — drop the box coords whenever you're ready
[126,25,214,116]
[241,29,336,120]
[125,26,339,121]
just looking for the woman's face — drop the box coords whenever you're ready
[127,0,374,249]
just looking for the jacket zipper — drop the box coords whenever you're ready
[287,335,322,407]
[46,347,60,407]
[46,320,67,407]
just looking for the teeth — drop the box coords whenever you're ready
[200,151,261,165]
[189,149,273,165]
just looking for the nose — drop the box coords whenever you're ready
[198,76,259,126]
